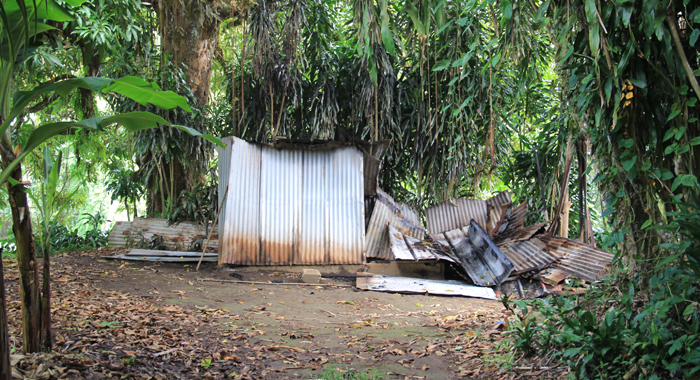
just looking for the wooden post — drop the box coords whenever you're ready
[197,185,229,271]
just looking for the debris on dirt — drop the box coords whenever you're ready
[106,249,218,262]
[5,249,514,379]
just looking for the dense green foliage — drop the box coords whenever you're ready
[505,185,700,379]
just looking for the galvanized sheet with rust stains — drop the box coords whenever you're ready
[218,137,364,265]
[217,137,234,232]
[497,238,561,274]
[485,191,513,225]
[538,235,615,282]
[425,198,489,234]
[220,137,261,265]
[365,190,424,259]
[376,189,422,227]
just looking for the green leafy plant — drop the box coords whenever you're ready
[106,167,144,222]
[166,181,217,229]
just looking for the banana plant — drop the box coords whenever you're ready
[24,147,63,351]
[0,0,223,356]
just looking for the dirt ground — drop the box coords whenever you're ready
[4,248,517,379]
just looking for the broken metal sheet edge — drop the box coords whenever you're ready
[356,273,497,300]
[446,221,514,287]
[387,224,455,262]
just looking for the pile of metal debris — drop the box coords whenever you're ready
[361,189,614,300]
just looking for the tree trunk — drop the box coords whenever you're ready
[558,189,571,239]
[1,159,41,353]
[41,245,51,351]
[1,254,11,380]
[157,0,221,107]
[146,157,189,216]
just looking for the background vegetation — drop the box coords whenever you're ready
[1,0,699,377]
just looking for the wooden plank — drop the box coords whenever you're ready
[356,273,496,300]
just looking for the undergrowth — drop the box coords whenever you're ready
[502,187,700,379]
[3,212,110,257]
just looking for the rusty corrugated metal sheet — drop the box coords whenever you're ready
[496,222,547,243]
[219,137,364,265]
[108,221,132,247]
[298,150,328,265]
[425,199,489,234]
[486,191,512,225]
[365,198,425,259]
[497,238,560,274]
[217,136,234,233]
[537,235,614,282]
[108,218,218,249]
[220,137,261,265]
[360,140,390,197]
[497,202,528,238]
[376,189,422,227]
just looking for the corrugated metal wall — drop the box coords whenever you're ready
[219,137,364,265]
[220,138,262,265]
[327,147,365,264]
[217,137,234,232]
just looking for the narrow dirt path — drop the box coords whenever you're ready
[5,249,511,379]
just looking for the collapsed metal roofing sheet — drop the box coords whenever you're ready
[495,202,528,239]
[486,191,513,225]
[365,192,425,259]
[448,221,514,286]
[498,238,561,274]
[108,218,218,250]
[425,198,489,234]
[496,222,547,244]
[218,137,365,265]
[537,235,615,282]
[376,189,422,227]
[356,274,497,299]
[387,224,454,262]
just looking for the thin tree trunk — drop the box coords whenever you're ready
[2,159,41,353]
[558,189,571,238]
[41,244,51,352]
[1,254,11,380]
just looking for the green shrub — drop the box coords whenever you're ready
[504,186,700,379]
